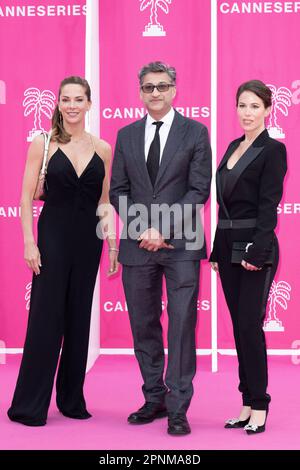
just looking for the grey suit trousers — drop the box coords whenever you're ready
[122,251,200,414]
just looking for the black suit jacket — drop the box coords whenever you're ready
[210,129,287,267]
[110,110,212,265]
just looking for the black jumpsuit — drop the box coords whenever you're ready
[8,143,105,426]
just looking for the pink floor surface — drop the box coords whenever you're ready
[0,355,299,450]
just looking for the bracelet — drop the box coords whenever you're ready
[109,247,119,252]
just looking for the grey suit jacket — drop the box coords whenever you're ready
[109,110,212,265]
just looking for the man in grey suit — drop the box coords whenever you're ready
[110,61,211,435]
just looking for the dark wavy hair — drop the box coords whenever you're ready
[138,61,176,86]
[51,76,91,143]
[236,80,272,108]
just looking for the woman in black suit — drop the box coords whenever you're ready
[210,80,287,434]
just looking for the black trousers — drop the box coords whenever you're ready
[217,231,279,410]
[122,253,200,415]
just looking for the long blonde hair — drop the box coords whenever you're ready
[51,76,91,144]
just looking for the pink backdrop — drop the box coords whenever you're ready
[98,0,212,349]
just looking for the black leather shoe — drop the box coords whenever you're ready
[224,416,250,429]
[128,402,167,424]
[167,413,191,435]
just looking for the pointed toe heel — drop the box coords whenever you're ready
[224,416,250,429]
[244,410,268,435]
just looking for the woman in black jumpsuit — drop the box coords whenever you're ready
[8,77,118,426]
[210,81,287,434]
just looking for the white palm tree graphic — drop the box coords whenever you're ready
[267,85,292,136]
[23,88,56,139]
[264,280,291,329]
[140,0,172,35]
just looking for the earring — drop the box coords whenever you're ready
[59,111,63,126]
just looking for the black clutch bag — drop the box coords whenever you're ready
[231,242,274,265]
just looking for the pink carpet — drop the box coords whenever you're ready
[0,355,299,450]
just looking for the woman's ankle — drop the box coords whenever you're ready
[249,409,267,426]
[239,405,251,420]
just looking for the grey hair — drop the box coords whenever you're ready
[138,61,176,86]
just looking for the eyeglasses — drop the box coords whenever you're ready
[140,83,175,94]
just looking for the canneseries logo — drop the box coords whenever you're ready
[219,2,300,14]
[140,0,172,36]
[23,87,56,141]
[0,4,86,17]
[103,298,210,314]
[263,280,291,332]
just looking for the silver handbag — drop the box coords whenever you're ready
[33,131,51,201]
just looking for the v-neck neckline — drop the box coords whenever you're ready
[226,143,252,171]
[57,147,96,179]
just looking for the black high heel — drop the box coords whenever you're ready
[244,409,268,435]
[224,416,250,429]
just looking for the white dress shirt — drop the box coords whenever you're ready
[144,107,175,162]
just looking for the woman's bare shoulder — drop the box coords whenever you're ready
[31,133,45,147]
[26,133,47,161]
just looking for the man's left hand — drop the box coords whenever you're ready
[138,228,174,252]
